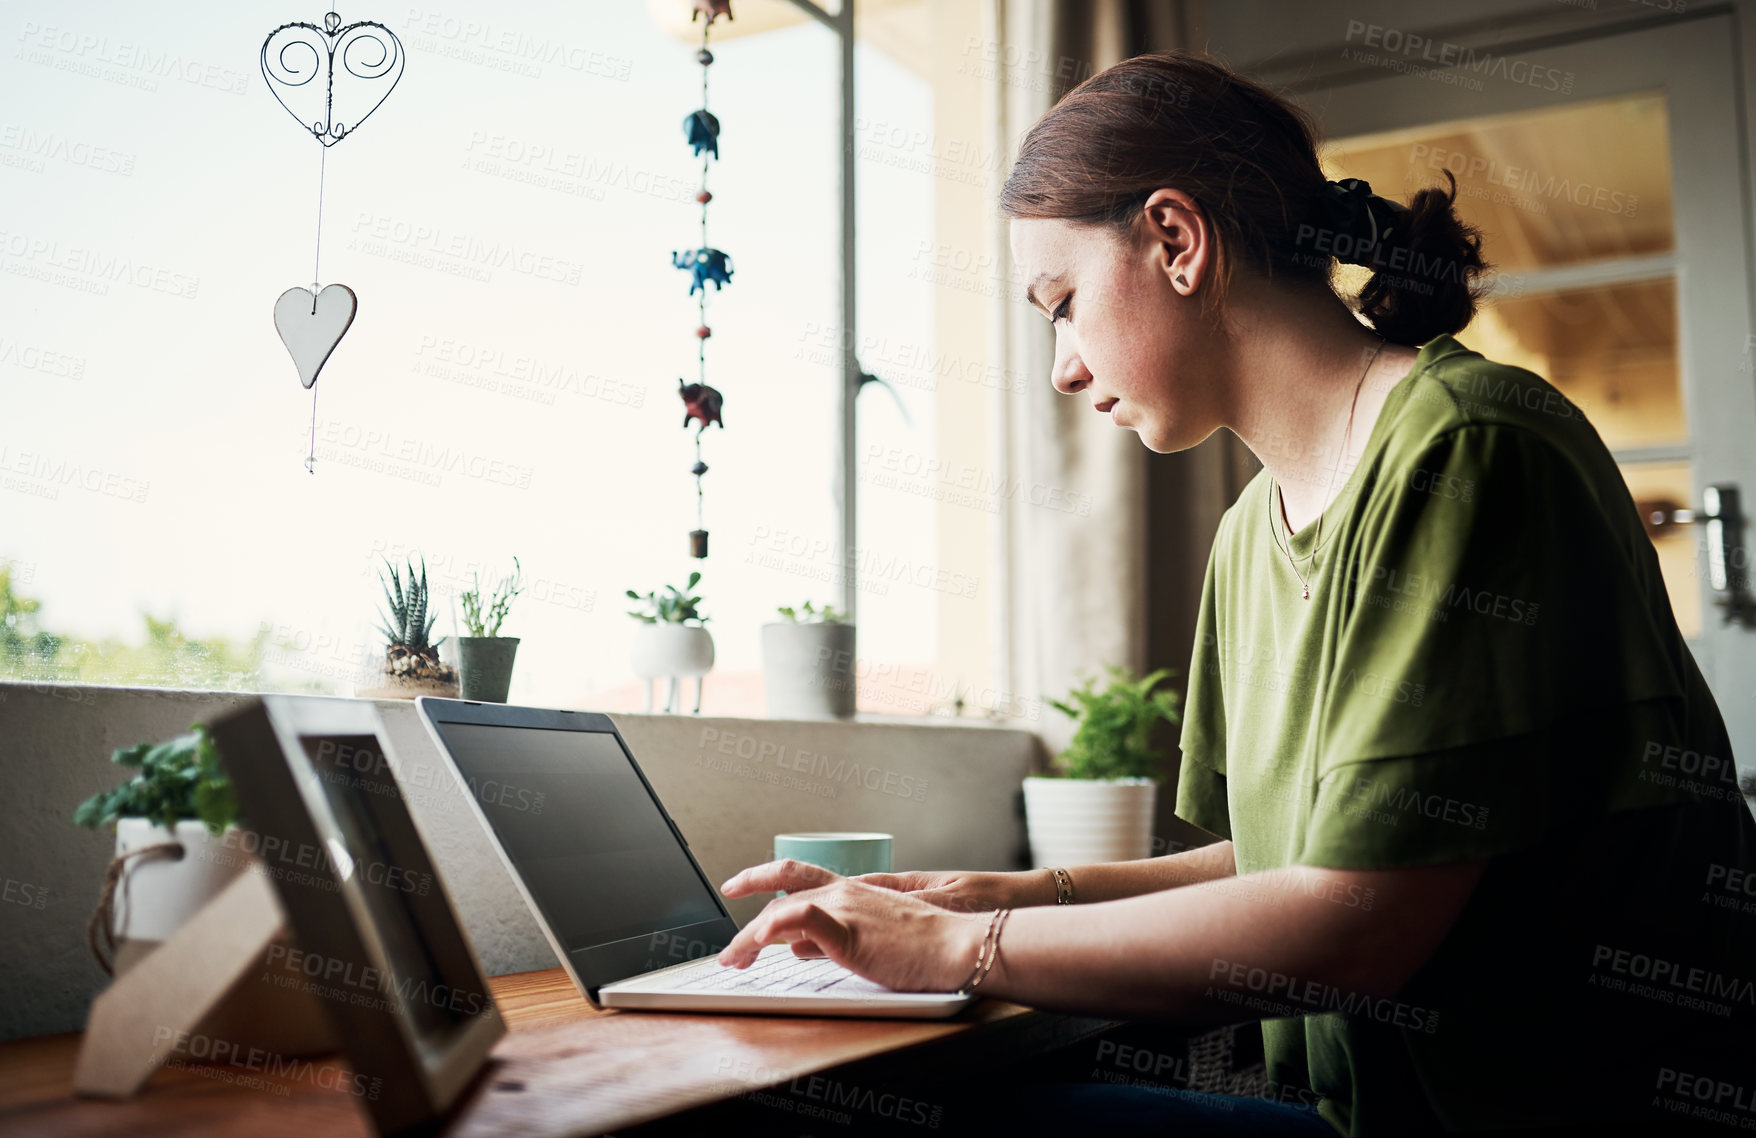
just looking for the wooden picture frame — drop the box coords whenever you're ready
[209,695,504,1136]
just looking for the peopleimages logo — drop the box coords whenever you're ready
[1656,1068,1756,1120]
[1362,566,1540,626]
[1408,143,1638,218]
[152,1027,381,1099]
[404,8,632,80]
[712,1057,945,1129]
[15,21,251,94]
[0,446,149,503]
[1591,945,1756,1010]
[1206,958,1441,1032]
[1333,666,1427,708]
[262,943,491,1019]
[1342,21,1575,93]
[0,230,199,299]
[695,727,929,803]
[0,125,135,175]
[1333,772,1489,830]
[349,212,584,286]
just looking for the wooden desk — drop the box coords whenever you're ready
[0,969,1118,1137]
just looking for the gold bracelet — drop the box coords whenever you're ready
[954,909,1002,993]
[1049,866,1075,905]
[957,908,1011,996]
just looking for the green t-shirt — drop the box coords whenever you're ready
[1176,334,1756,1135]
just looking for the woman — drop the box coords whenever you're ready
[715,52,1756,1135]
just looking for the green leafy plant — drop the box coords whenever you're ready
[461,556,524,637]
[775,599,847,624]
[625,570,709,625]
[1046,665,1183,781]
[2,565,266,690]
[71,723,236,834]
[2,562,62,668]
[377,555,446,662]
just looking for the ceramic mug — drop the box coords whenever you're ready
[773,832,892,894]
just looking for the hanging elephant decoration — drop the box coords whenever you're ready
[672,1,734,558]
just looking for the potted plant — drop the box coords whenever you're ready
[73,725,239,971]
[625,570,713,714]
[358,555,458,699]
[761,599,856,720]
[72,725,332,1053]
[457,557,523,703]
[1022,665,1182,867]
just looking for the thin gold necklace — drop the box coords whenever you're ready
[1268,337,1385,600]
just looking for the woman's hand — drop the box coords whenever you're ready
[845,868,1052,913]
[717,859,989,993]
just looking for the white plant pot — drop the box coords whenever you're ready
[630,623,715,713]
[1022,777,1158,868]
[761,622,856,719]
[631,623,715,676]
[112,818,249,944]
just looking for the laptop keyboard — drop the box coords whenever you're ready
[628,944,898,996]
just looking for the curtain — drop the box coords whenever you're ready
[988,0,1257,845]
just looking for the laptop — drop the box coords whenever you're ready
[414,698,974,1019]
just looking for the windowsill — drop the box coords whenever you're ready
[0,678,1033,730]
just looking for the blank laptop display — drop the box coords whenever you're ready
[436,721,723,948]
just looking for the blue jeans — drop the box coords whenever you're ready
[933,1082,1339,1137]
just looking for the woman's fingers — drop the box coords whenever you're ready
[718,898,848,967]
[711,880,970,993]
[719,858,842,898]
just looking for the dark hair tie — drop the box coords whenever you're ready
[1320,178,1409,265]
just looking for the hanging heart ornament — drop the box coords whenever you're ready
[275,284,357,389]
[261,10,404,146]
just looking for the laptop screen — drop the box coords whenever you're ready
[432,721,725,951]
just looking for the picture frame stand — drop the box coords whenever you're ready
[73,870,285,1099]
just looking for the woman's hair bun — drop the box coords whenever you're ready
[1343,170,1489,344]
[999,51,1492,346]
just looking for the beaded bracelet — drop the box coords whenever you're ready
[956,908,1011,996]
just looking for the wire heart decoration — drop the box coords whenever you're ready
[261,10,404,147]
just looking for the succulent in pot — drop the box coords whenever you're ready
[457,557,523,703]
[359,555,458,699]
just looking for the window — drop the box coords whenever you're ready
[4,0,1010,718]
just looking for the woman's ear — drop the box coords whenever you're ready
[1141,188,1210,296]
